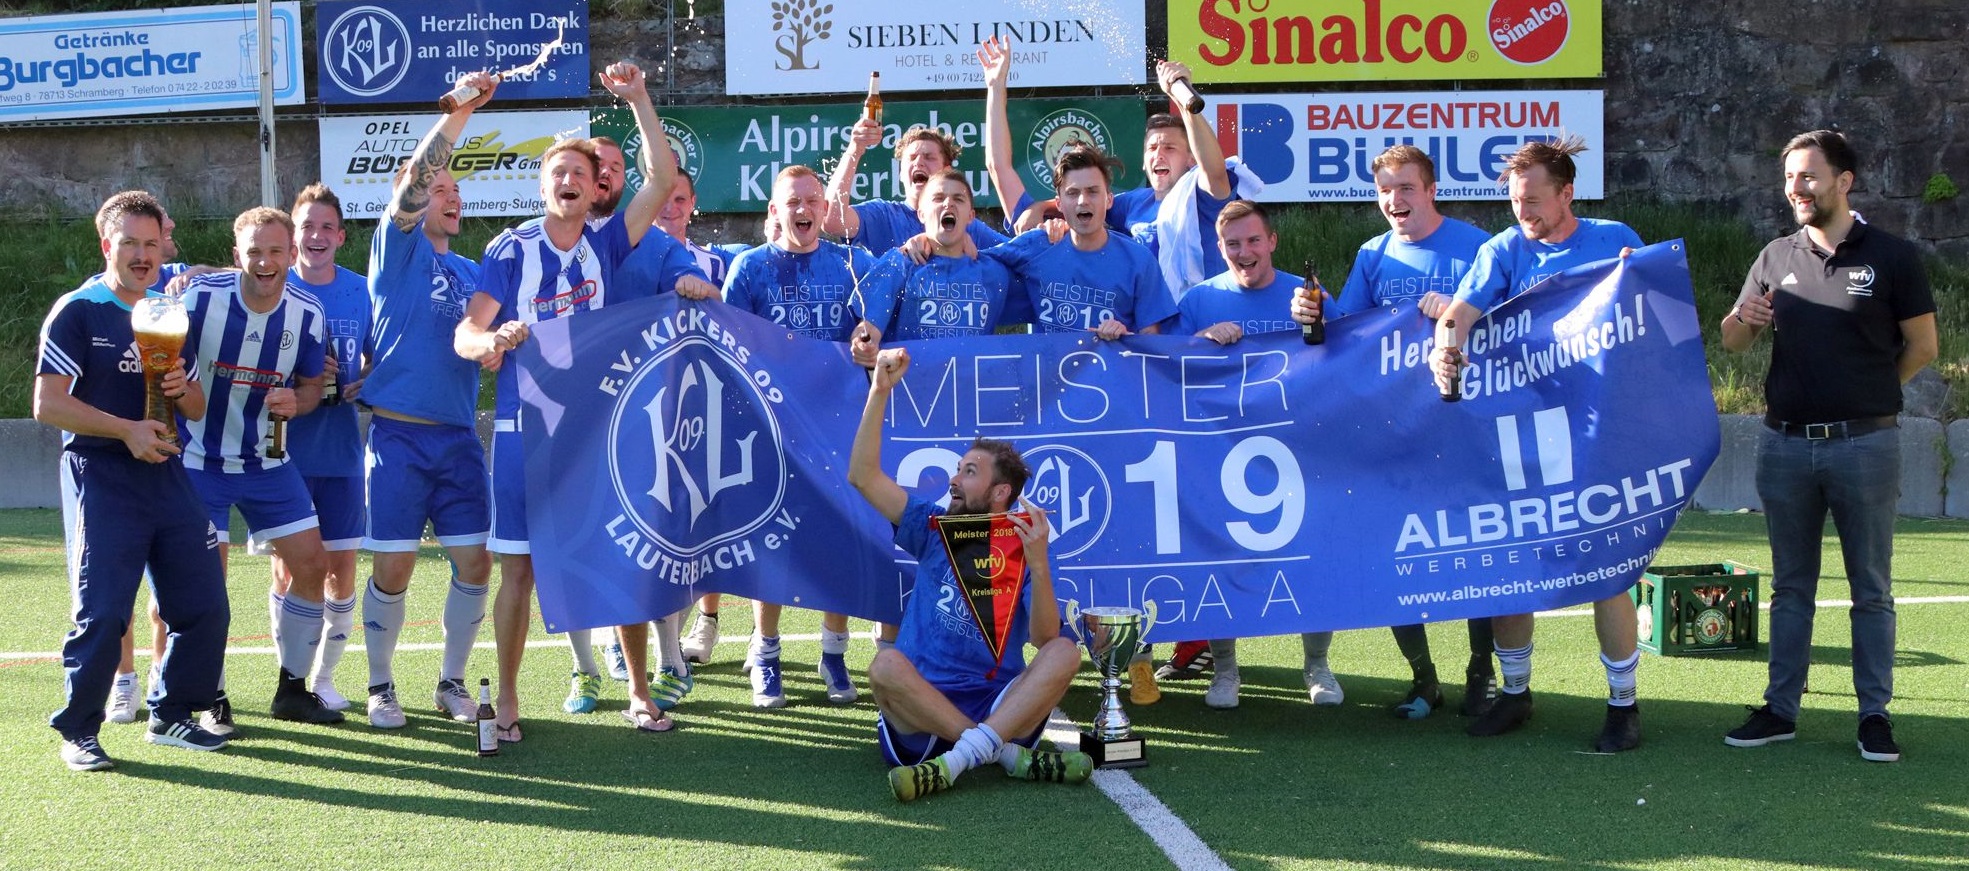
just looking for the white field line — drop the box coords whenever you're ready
[8,596,1969,661]
[1043,711,1234,871]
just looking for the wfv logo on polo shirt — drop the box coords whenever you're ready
[1846,265,1877,297]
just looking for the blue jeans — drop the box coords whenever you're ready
[1756,425,1899,721]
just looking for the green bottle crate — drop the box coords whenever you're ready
[1633,561,1760,656]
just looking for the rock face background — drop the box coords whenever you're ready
[2,1,1965,255]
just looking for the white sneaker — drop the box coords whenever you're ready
[367,683,407,729]
[198,692,236,737]
[434,678,476,722]
[1305,664,1345,706]
[105,677,139,724]
[1204,670,1241,709]
[682,613,720,665]
[313,679,351,712]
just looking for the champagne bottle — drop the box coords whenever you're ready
[1300,260,1324,346]
[1439,320,1462,402]
[477,678,498,757]
[863,72,883,124]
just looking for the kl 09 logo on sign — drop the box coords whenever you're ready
[608,335,789,560]
[322,5,411,97]
[1488,0,1570,65]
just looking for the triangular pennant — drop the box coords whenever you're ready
[931,511,1028,679]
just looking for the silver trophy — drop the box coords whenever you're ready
[1065,600,1158,768]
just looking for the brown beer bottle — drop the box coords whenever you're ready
[1300,260,1324,345]
[320,359,341,407]
[1168,75,1205,114]
[477,678,498,756]
[863,72,882,124]
[1439,320,1462,402]
[265,414,288,459]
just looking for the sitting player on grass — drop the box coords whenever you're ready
[848,346,1093,802]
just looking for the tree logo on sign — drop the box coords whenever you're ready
[771,0,834,71]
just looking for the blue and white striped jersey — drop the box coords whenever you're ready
[685,239,734,286]
[480,216,635,418]
[178,271,326,473]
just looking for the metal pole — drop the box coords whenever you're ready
[257,0,278,207]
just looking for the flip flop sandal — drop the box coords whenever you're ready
[620,706,675,733]
[494,720,524,744]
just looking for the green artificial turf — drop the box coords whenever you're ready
[1,508,1965,870]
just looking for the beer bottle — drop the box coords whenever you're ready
[438,71,503,113]
[1439,320,1463,402]
[320,355,341,407]
[1168,75,1205,114]
[1668,589,1682,644]
[477,678,498,757]
[863,72,882,124]
[1300,260,1324,346]
[265,414,288,459]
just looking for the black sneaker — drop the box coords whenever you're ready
[1391,679,1444,720]
[1857,714,1901,763]
[1723,704,1796,748]
[146,715,229,751]
[59,735,115,772]
[1467,689,1532,737]
[1461,669,1499,717]
[199,691,236,737]
[1595,702,1641,753]
[271,669,347,725]
[1154,641,1214,681]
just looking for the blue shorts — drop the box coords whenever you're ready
[185,464,319,546]
[876,681,1040,767]
[487,424,528,555]
[247,474,363,554]
[364,416,489,552]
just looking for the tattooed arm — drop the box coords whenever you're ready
[386,70,498,233]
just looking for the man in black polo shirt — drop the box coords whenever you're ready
[1719,130,1936,763]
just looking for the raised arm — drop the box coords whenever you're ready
[386,71,496,233]
[824,118,883,239]
[979,37,1028,217]
[604,62,673,247]
[849,348,912,524]
[1157,60,1230,199]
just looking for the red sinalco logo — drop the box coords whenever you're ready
[1488,0,1570,65]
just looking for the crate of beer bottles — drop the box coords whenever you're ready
[1632,561,1760,656]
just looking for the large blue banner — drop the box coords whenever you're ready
[316,0,588,106]
[519,242,1720,639]
[518,301,902,633]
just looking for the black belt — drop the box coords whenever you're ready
[1764,414,1898,440]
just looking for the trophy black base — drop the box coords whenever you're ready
[1080,730,1147,769]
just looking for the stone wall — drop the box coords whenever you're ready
[2,1,1966,254]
